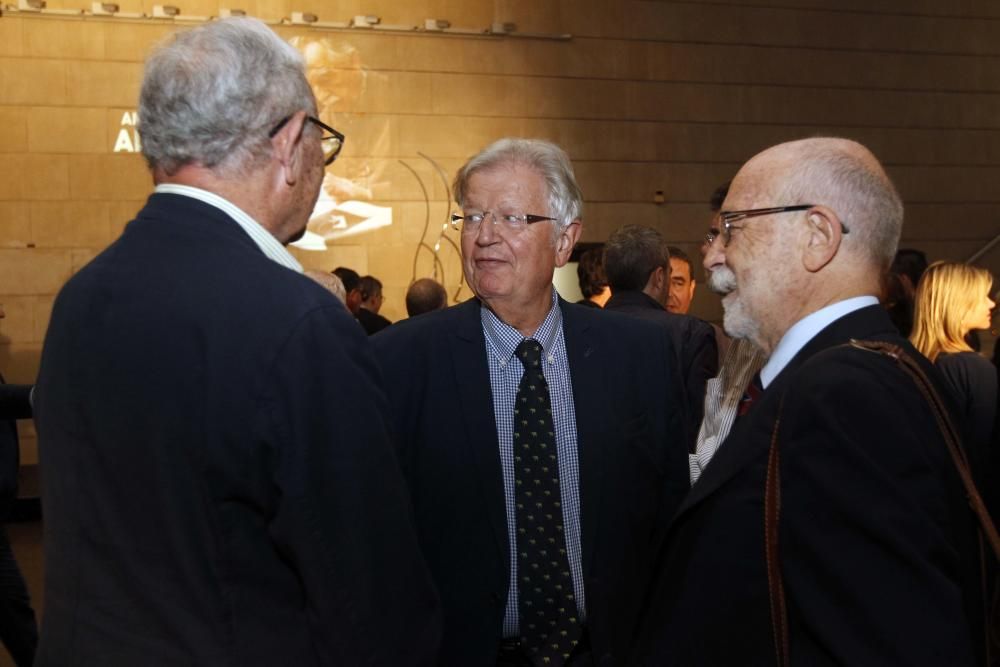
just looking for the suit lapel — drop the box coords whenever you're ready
[561,301,604,572]
[676,305,897,518]
[449,299,510,561]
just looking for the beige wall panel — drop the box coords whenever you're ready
[108,200,146,234]
[28,106,108,154]
[554,0,623,38]
[625,80,1000,129]
[900,204,1000,241]
[71,247,100,273]
[65,60,142,107]
[290,243,367,273]
[31,295,54,343]
[0,57,65,106]
[0,108,29,154]
[395,114,526,158]
[342,70,435,114]
[0,249,73,294]
[891,165,1000,203]
[0,342,42,384]
[0,155,70,201]
[639,41,1000,93]
[710,0,1000,18]
[0,203,32,249]
[0,296,36,345]
[625,2,1000,57]
[333,113,399,159]
[250,0,291,22]
[68,154,150,201]
[494,0,563,34]
[0,18,24,57]
[574,160,737,203]
[23,18,105,60]
[30,201,112,248]
[103,22,177,62]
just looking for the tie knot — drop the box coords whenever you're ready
[516,339,543,367]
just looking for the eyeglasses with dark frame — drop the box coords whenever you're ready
[450,211,557,234]
[706,204,849,247]
[268,115,345,166]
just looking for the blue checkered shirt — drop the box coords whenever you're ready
[481,290,587,638]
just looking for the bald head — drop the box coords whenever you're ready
[406,278,448,317]
[736,137,903,272]
[717,137,902,353]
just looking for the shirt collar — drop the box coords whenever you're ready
[481,289,562,367]
[759,295,879,388]
[154,183,303,273]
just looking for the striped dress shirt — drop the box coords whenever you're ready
[481,290,587,637]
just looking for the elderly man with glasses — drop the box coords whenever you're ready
[33,18,439,666]
[632,137,988,665]
[374,138,689,666]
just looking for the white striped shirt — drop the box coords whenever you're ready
[154,184,303,273]
[690,338,765,485]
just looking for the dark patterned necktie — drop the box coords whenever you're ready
[737,371,763,417]
[513,339,581,664]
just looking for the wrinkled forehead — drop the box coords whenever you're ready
[725,152,792,210]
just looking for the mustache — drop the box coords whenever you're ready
[707,266,737,295]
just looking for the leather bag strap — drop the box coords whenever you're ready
[765,338,1000,667]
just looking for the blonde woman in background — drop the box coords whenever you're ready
[911,261,996,488]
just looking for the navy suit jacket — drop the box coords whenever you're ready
[603,290,718,451]
[632,305,984,665]
[34,193,440,666]
[0,381,31,518]
[373,297,690,666]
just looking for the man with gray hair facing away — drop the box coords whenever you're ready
[374,138,688,666]
[33,18,439,666]
[632,138,988,665]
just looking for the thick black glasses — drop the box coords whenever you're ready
[450,211,556,234]
[717,205,849,246]
[268,115,344,166]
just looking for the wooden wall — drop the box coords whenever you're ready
[2,0,999,465]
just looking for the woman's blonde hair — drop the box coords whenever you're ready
[910,261,993,361]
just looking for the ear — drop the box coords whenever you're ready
[648,265,667,292]
[554,220,583,267]
[270,111,309,187]
[801,205,843,273]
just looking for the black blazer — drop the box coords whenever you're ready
[603,290,718,450]
[632,305,983,666]
[0,381,31,518]
[373,297,689,666]
[34,193,440,666]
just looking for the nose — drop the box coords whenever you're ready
[703,236,725,273]
[473,213,500,244]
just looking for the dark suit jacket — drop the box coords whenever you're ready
[373,297,689,666]
[0,381,31,518]
[34,193,440,666]
[633,305,983,666]
[357,306,392,335]
[603,290,718,450]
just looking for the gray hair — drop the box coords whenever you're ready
[452,138,583,230]
[779,138,903,271]
[604,225,670,292]
[138,18,315,177]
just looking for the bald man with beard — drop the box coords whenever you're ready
[632,138,987,666]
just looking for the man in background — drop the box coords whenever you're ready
[603,225,718,451]
[405,278,447,317]
[33,18,438,665]
[665,246,696,315]
[575,247,610,308]
[357,275,392,335]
